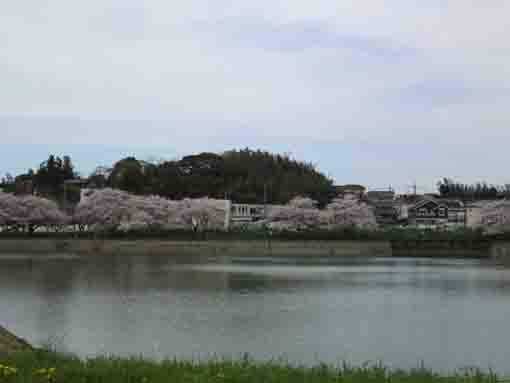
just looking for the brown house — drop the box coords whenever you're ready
[334,184,366,199]
[14,174,34,195]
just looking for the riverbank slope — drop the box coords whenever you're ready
[0,238,502,257]
[0,239,392,257]
[0,326,32,354]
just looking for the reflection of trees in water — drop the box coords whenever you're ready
[33,260,77,350]
[50,256,510,297]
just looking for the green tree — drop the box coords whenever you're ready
[34,154,75,199]
[108,157,146,194]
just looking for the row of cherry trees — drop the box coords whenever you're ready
[267,196,377,231]
[4,189,510,234]
[0,192,68,232]
[0,189,227,233]
[0,190,381,233]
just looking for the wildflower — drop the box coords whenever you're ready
[34,367,57,382]
[0,364,17,377]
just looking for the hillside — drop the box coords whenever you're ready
[107,149,334,206]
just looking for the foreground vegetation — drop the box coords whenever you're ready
[0,350,504,383]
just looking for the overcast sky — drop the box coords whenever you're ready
[2,1,509,193]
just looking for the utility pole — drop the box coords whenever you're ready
[412,181,418,228]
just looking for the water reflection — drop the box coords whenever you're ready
[1,255,510,372]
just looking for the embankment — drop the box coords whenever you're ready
[391,239,492,258]
[0,238,498,258]
[0,239,391,257]
[0,325,32,354]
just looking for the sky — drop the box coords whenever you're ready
[1,1,510,193]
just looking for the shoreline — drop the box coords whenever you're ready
[0,239,392,257]
[0,238,503,258]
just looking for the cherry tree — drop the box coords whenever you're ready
[267,196,325,231]
[288,196,318,209]
[325,197,377,229]
[174,198,227,231]
[135,195,180,229]
[0,192,68,232]
[477,200,510,232]
[74,189,145,231]
[74,189,225,232]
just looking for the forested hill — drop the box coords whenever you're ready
[106,149,334,206]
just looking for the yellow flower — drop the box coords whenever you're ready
[0,365,17,377]
[35,368,48,375]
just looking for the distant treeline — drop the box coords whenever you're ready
[1,149,335,206]
[437,178,510,201]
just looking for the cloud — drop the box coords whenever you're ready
[1,0,510,189]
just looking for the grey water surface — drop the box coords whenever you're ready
[1,254,510,372]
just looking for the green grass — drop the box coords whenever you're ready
[0,350,505,383]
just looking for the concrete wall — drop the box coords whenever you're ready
[0,239,392,257]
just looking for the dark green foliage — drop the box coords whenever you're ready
[0,350,503,383]
[112,149,334,205]
[107,157,146,194]
[437,178,508,201]
[63,184,81,204]
[34,155,75,198]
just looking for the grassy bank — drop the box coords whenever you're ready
[0,350,503,383]
[0,227,493,241]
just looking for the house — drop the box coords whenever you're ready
[408,198,465,227]
[365,190,398,225]
[334,185,366,200]
[224,202,267,228]
[14,174,34,195]
[366,190,395,201]
[441,199,466,224]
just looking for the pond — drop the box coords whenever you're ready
[1,254,509,372]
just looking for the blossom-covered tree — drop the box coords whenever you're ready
[73,189,226,232]
[73,189,177,232]
[267,197,325,231]
[287,196,318,209]
[325,197,377,229]
[174,198,227,231]
[0,192,68,232]
[478,200,510,232]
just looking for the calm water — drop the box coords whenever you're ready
[1,254,510,372]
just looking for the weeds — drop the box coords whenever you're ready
[0,350,507,383]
